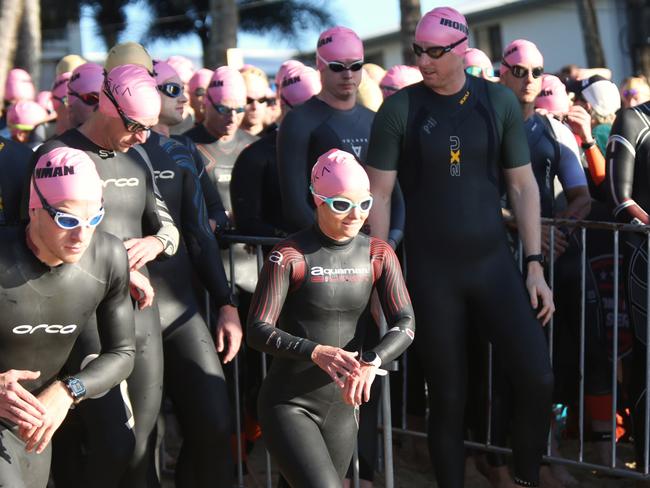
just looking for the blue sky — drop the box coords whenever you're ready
[81,0,468,61]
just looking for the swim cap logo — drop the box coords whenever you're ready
[439,18,468,35]
[539,89,553,97]
[504,46,518,59]
[209,80,224,88]
[317,36,333,48]
[70,72,81,83]
[282,76,301,88]
[449,136,461,177]
[106,80,133,97]
[35,161,75,179]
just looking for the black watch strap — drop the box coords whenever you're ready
[524,253,545,265]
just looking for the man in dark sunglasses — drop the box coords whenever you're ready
[241,68,270,136]
[366,7,555,488]
[66,62,103,128]
[0,146,136,488]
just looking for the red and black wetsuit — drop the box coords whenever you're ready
[247,226,414,488]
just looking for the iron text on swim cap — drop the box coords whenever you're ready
[440,18,468,35]
[35,162,75,179]
[209,80,224,88]
[504,46,518,58]
[317,36,333,47]
[282,76,302,88]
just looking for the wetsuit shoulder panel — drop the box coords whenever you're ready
[366,88,410,171]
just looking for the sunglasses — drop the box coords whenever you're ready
[68,88,99,106]
[32,176,105,230]
[158,82,184,98]
[194,87,206,97]
[317,53,364,73]
[465,66,495,78]
[246,96,268,105]
[412,37,467,60]
[501,60,543,79]
[206,91,245,115]
[623,88,639,98]
[103,80,153,133]
[310,185,373,214]
[53,94,67,106]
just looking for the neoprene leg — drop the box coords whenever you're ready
[0,425,51,488]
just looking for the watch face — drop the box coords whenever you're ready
[362,351,378,364]
[66,378,86,398]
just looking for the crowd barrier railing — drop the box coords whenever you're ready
[216,217,650,486]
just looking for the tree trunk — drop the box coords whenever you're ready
[400,0,421,65]
[0,0,24,103]
[625,0,650,79]
[207,0,238,68]
[15,0,41,87]
[575,0,607,67]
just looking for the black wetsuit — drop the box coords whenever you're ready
[141,130,234,487]
[230,127,288,238]
[277,96,405,246]
[0,136,33,225]
[171,133,229,231]
[367,76,554,487]
[0,226,135,488]
[606,101,650,467]
[33,128,179,488]
[248,226,414,488]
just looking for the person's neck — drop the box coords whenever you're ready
[202,121,230,141]
[521,102,536,120]
[317,90,356,111]
[431,71,467,96]
[26,224,62,267]
[153,123,170,137]
[241,122,263,136]
[78,114,111,149]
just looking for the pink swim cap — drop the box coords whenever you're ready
[281,65,321,107]
[69,63,104,96]
[189,68,213,95]
[380,65,423,98]
[166,55,194,84]
[316,26,364,70]
[535,75,570,115]
[7,101,48,130]
[310,149,370,205]
[464,48,493,75]
[51,72,72,110]
[5,68,36,102]
[206,67,247,106]
[275,60,304,93]
[99,64,161,122]
[415,7,469,56]
[30,147,103,208]
[36,91,55,114]
[500,39,544,75]
[153,60,180,85]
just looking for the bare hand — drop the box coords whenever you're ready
[342,364,379,406]
[20,381,73,454]
[311,346,361,388]
[124,236,164,270]
[541,225,569,260]
[565,105,593,143]
[0,370,46,430]
[129,269,155,310]
[215,305,242,363]
[526,263,555,326]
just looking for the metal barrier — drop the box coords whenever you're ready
[215,217,650,485]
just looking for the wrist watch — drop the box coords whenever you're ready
[525,254,545,266]
[62,377,86,404]
[360,351,382,368]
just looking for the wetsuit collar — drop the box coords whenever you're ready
[314,224,355,249]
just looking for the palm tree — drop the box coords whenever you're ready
[575,0,607,67]
[0,0,26,102]
[400,0,420,65]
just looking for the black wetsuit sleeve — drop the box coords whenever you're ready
[75,239,136,397]
[369,238,415,365]
[277,109,316,231]
[605,107,650,223]
[366,90,409,171]
[231,142,286,237]
[132,148,180,257]
[388,182,405,246]
[176,146,232,308]
[247,243,318,360]
[181,135,229,228]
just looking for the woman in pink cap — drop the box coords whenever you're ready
[248,148,414,488]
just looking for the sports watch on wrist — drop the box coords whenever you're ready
[360,351,382,368]
[524,253,545,266]
[63,377,86,404]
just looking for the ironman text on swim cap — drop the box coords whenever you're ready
[440,18,468,35]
